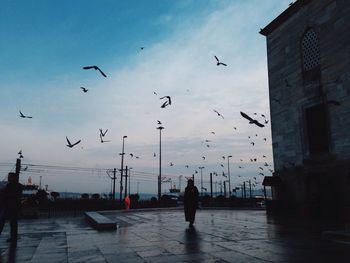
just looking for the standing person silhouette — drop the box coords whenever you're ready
[184,179,199,227]
[0,172,23,244]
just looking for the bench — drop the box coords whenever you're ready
[85,212,116,230]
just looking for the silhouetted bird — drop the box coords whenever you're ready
[268,169,274,173]
[66,137,81,148]
[140,47,145,50]
[250,158,253,162]
[263,138,267,141]
[250,142,255,146]
[262,155,266,158]
[99,129,108,137]
[157,120,162,125]
[220,164,224,167]
[205,140,211,143]
[195,170,198,174]
[23,166,28,171]
[240,111,265,127]
[19,111,32,119]
[261,114,266,118]
[83,65,107,77]
[233,127,237,130]
[129,154,134,158]
[254,158,257,162]
[185,165,189,168]
[238,166,243,169]
[100,134,110,143]
[18,150,22,155]
[214,55,227,66]
[160,96,171,105]
[264,162,269,167]
[210,131,216,135]
[222,156,225,160]
[202,156,205,160]
[259,167,264,171]
[153,91,158,95]
[202,187,207,191]
[259,172,264,176]
[240,159,243,161]
[153,153,156,157]
[213,109,224,119]
[161,101,169,108]
[206,144,210,148]
[135,156,140,159]
[170,162,174,166]
[80,87,88,93]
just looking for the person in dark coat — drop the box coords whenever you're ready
[184,179,199,227]
[0,172,23,243]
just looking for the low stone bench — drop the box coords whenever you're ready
[85,211,116,230]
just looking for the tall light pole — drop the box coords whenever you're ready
[198,166,204,196]
[119,135,127,202]
[157,126,164,201]
[227,155,232,197]
[128,167,133,196]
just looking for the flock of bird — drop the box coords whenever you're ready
[17,53,273,192]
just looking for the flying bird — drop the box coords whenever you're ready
[263,138,267,141]
[170,162,174,166]
[250,142,255,146]
[202,187,207,191]
[262,155,266,158]
[259,172,264,176]
[19,111,32,119]
[202,156,205,160]
[100,135,110,143]
[213,109,224,119]
[157,120,162,125]
[130,154,134,158]
[153,91,158,95]
[18,149,22,155]
[161,101,169,108]
[222,156,225,160]
[259,167,264,171]
[82,65,107,77]
[264,162,269,167]
[238,166,243,169]
[160,96,171,105]
[185,165,189,168]
[210,131,216,135]
[240,111,265,128]
[66,137,81,148]
[80,87,88,93]
[220,164,224,168]
[153,153,156,157]
[214,55,227,66]
[99,129,108,137]
[140,47,145,50]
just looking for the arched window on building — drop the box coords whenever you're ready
[301,29,321,82]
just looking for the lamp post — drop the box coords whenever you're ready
[128,167,133,196]
[227,155,232,197]
[119,135,127,202]
[198,166,204,196]
[157,126,164,201]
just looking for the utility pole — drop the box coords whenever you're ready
[199,166,204,196]
[157,126,164,201]
[249,180,252,199]
[128,167,132,196]
[227,155,232,197]
[124,165,128,198]
[243,182,246,199]
[113,168,117,200]
[223,181,226,198]
[220,180,223,195]
[192,174,194,181]
[210,173,213,198]
[137,182,140,194]
[39,176,42,190]
[15,158,21,183]
[120,135,127,202]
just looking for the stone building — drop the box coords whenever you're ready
[260,0,350,219]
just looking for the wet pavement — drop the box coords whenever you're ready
[0,208,349,262]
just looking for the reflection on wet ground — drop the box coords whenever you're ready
[0,209,349,262]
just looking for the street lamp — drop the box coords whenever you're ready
[128,167,133,196]
[157,126,164,200]
[119,135,127,202]
[227,155,232,197]
[198,166,205,196]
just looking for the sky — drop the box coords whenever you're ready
[0,0,291,195]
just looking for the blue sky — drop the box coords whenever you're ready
[0,0,290,194]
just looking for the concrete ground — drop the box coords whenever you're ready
[0,208,349,262]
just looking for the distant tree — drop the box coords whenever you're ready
[81,193,89,199]
[91,193,100,200]
[50,191,60,200]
